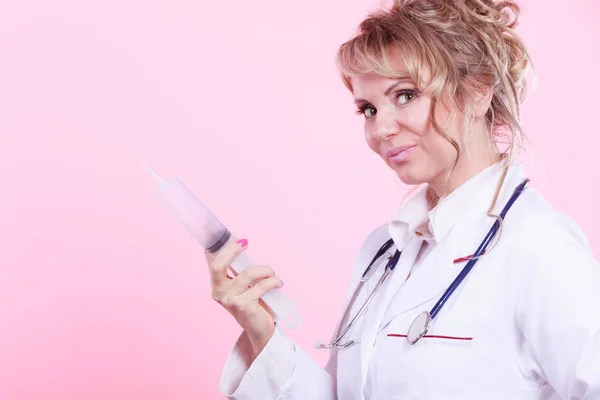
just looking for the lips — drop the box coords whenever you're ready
[386,145,417,163]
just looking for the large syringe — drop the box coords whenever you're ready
[144,165,301,329]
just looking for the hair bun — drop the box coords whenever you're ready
[462,0,520,29]
[458,0,530,100]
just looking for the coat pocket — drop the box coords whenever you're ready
[374,319,477,399]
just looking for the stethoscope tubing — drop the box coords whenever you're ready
[320,250,401,349]
[429,178,529,319]
[317,178,529,350]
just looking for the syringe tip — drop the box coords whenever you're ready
[142,164,167,186]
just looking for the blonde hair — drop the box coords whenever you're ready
[337,0,533,251]
[337,0,531,153]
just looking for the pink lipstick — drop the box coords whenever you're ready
[386,145,417,164]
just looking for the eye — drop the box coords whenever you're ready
[356,106,377,118]
[394,90,417,105]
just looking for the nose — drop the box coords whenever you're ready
[372,111,400,142]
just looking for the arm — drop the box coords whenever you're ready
[513,215,600,399]
[219,223,391,400]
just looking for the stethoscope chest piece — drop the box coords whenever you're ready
[407,311,431,344]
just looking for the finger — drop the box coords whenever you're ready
[229,265,275,294]
[207,239,248,288]
[239,276,283,304]
[205,249,237,276]
[203,249,214,266]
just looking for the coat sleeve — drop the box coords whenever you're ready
[219,325,335,400]
[219,223,391,400]
[512,213,600,399]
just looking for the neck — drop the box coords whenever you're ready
[428,149,503,206]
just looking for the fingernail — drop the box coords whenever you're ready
[236,239,248,247]
[280,279,284,287]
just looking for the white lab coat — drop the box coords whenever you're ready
[219,161,600,400]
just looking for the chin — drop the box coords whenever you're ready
[392,165,430,186]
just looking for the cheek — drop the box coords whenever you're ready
[417,102,460,150]
[365,126,380,154]
[431,101,462,141]
[412,103,462,170]
[401,99,433,138]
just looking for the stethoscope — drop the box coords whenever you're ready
[317,178,529,349]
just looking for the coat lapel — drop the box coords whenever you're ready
[375,163,528,331]
[377,226,484,330]
[359,236,422,385]
[377,166,528,330]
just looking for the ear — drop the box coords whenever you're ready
[472,86,494,118]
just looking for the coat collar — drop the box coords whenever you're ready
[388,159,521,247]
[383,159,528,318]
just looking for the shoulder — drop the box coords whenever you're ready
[509,187,591,251]
[504,186,597,277]
[505,187,600,360]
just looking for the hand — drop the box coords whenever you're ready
[205,239,283,360]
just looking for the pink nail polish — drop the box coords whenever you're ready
[236,239,248,247]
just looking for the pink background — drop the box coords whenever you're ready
[0,0,598,398]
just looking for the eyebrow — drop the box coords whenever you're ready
[353,77,413,104]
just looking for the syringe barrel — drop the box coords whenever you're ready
[148,170,301,329]
[153,176,230,252]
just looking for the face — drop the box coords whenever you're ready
[350,52,466,188]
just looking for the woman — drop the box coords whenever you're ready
[205,0,600,399]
